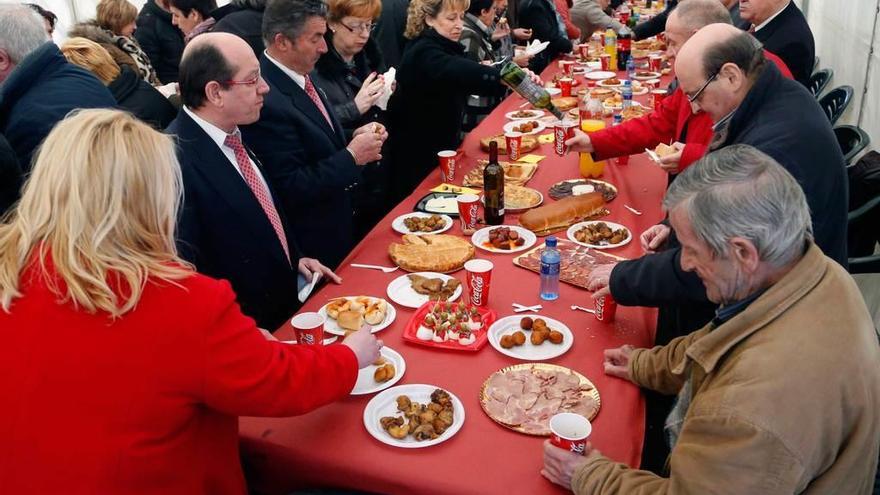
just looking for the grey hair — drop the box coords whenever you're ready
[663,144,813,268]
[262,0,328,46]
[0,4,49,65]
[674,0,732,30]
[702,28,765,80]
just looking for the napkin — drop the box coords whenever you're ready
[297,271,321,303]
[376,67,396,111]
[517,154,546,164]
[537,133,555,144]
[524,39,550,56]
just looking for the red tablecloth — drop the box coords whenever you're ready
[239,62,669,495]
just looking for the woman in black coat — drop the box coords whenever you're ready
[61,38,177,130]
[388,0,538,202]
[313,0,391,238]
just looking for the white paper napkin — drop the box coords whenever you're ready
[376,67,396,111]
[297,272,322,303]
[524,39,550,56]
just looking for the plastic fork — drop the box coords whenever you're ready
[571,304,596,314]
[644,148,662,163]
[350,263,400,273]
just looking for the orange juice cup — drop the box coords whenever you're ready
[579,119,606,178]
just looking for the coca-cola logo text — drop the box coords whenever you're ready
[467,204,479,226]
[470,273,484,305]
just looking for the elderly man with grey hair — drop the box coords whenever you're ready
[0,4,115,172]
[543,144,880,494]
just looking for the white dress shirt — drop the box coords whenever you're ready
[183,106,270,191]
[754,2,788,32]
[264,50,307,90]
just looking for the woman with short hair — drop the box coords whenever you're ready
[0,109,380,493]
[60,38,177,129]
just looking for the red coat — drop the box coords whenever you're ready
[0,262,358,494]
[554,0,582,40]
[589,50,794,172]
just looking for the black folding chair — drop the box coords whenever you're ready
[835,125,871,166]
[848,194,880,273]
[808,68,833,98]
[819,86,854,125]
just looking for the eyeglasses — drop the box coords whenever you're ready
[686,71,718,103]
[224,71,261,86]
[339,21,376,34]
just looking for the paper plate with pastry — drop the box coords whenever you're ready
[486,184,543,212]
[351,346,406,395]
[488,315,573,361]
[548,178,617,202]
[389,234,475,273]
[320,295,397,336]
[463,160,538,187]
[503,119,546,136]
[549,96,579,112]
[414,192,459,216]
[505,109,545,120]
[392,212,453,235]
[632,70,661,80]
[364,384,465,448]
[479,134,540,156]
[518,192,609,236]
[471,225,537,254]
[480,363,600,435]
[630,80,648,95]
[386,272,463,309]
[567,220,632,249]
[621,103,649,120]
[402,300,497,351]
[583,70,615,80]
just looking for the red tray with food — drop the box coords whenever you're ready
[402,300,497,352]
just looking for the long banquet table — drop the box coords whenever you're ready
[239,60,670,495]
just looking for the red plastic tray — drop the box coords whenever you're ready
[402,301,497,352]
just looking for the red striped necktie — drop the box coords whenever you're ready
[304,75,333,128]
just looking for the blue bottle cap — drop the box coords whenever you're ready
[546,236,558,247]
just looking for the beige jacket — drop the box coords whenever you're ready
[572,244,880,494]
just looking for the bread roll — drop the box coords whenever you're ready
[655,143,676,157]
[337,310,364,331]
[519,192,606,235]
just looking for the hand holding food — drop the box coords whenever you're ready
[348,126,385,165]
[656,142,684,173]
[342,324,383,369]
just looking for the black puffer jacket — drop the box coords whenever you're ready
[212,5,265,57]
[135,0,184,83]
[109,65,178,129]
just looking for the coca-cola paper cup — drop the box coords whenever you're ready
[438,150,457,182]
[464,259,493,307]
[550,413,592,455]
[578,43,590,59]
[559,60,575,76]
[291,312,325,345]
[553,120,577,156]
[505,131,523,161]
[594,294,617,322]
[599,54,611,71]
[649,54,662,73]
[457,194,480,234]
[558,77,573,97]
[644,78,660,90]
[651,89,668,108]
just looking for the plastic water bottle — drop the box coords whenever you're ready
[626,58,636,80]
[539,236,561,301]
[622,80,633,110]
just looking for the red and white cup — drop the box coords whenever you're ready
[505,131,523,161]
[651,89,668,108]
[464,259,493,307]
[649,54,663,72]
[656,32,666,43]
[559,60,576,76]
[599,54,611,71]
[549,413,592,455]
[457,194,480,234]
[578,43,590,59]
[558,77,574,97]
[644,78,660,90]
[553,120,577,156]
[291,312,325,345]
[594,294,617,322]
[438,150,458,182]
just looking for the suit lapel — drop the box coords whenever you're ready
[260,55,345,147]
[173,112,290,265]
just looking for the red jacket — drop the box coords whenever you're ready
[555,0,582,40]
[589,50,794,172]
[0,263,358,494]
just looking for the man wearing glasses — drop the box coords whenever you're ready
[242,0,388,270]
[577,23,847,473]
[169,32,341,332]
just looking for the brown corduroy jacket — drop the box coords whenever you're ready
[572,243,880,494]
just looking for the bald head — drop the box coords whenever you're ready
[671,0,732,31]
[675,24,765,121]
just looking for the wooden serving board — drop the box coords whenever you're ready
[512,239,625,289]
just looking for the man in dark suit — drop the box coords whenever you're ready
[241,0,387,269]
[518,0,573,72]
[168,32,340,331]
[739,0,814,86]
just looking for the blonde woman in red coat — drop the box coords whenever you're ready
[0,109,382,494]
